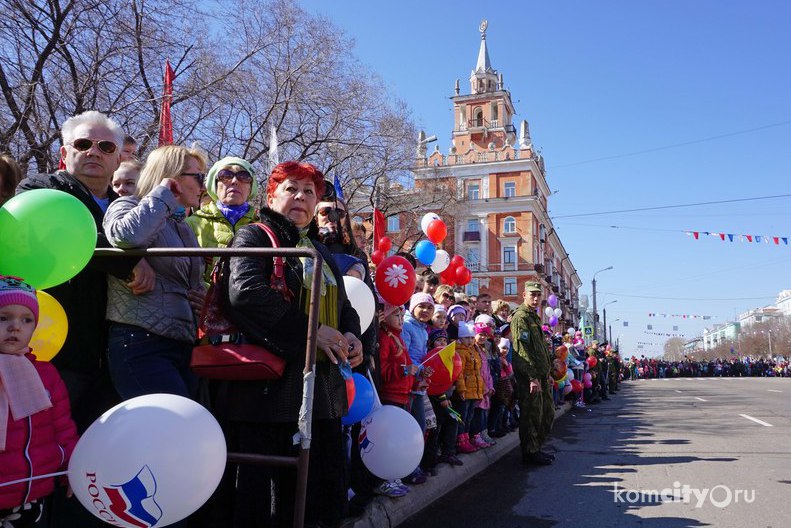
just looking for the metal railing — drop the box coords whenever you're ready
[95,246,322,528]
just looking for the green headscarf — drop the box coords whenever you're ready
[205,156,259,202]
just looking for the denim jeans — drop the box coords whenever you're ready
[107,323,197,400]
[455,398,479,435]
[408,392,426,433]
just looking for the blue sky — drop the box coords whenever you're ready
[300,0,791,356]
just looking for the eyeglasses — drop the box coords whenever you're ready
[181,172,206,187]
[441,293,454,300]
[317,207,347,219]
[217,169,253,183]
[70,138,117,154]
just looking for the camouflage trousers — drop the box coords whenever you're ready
[515,377,555,455]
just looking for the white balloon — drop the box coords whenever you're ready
[359,405,424,480]
[343,276,375,332]
[544,306,554,318]
[554,307,563,318]
[567,327,576,335]
[431,250,451,273]
[420,213,440,235]
[68,394,226,528]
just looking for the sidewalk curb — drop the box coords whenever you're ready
[344,401,573,528]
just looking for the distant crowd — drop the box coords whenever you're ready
[625,357,791,379]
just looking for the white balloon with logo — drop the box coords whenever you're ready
[343,276,375,332]
[68,394,226,528]
[358,405,424,480]
[420,212,440,235]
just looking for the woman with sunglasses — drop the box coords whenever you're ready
[103,145,208,401]
[186,157,259,286]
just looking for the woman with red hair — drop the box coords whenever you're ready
[215,160,364,527]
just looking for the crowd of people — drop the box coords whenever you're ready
[625,356,791,379]
[3,108,774,528]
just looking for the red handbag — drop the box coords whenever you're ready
[190,223,288,380]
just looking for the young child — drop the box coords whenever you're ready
[445,304,467,341]
[425,329,463,467]
[470,323,495,448]
[452,322,483,455]
[490,337,514,437]
[430,304,447,331]
[0,276,79,527]
[375,302,414,498]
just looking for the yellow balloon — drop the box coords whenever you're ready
[30,291,68,362]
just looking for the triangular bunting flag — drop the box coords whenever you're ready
[727,234,734,242]
[773,237,779,245]
[693,232,699,240]
[746,235,753,242]
[756,235,762,243]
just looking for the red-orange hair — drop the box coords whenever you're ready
[266,161,326,201]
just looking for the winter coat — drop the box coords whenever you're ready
[0,354,79,509]
[402,311,429,365]
[15,172,137,374]
[185,200,258,285]
[103,185,204,343]
[510,305,552,381]
[477,344,494,410]
[454,342,483,401]
[215,208,361,423]
[378,326,412,406]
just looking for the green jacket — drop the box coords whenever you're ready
[510,305,552,381]
[185,200,258,285]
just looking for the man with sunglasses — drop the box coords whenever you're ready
[16,110,156,527]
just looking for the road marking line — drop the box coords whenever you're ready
[685,378,693,381]
[694,397,707,402]
[674,390,683,393]
[767,389,782,393]
[739,414,773,427]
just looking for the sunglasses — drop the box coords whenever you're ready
[71,138,117,154]
[317,207,347,218]
[181,172,206,187]
[217,169,253,183]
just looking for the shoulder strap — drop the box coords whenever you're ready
[252,223,294,303]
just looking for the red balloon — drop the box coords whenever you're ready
[571,379,583,394]
[440,266,456,286]
[370,249,384,265]
[426,351,463,396]
[378,236,392,253]
[425,219,447,244]
[455,266,472,286]
[586,356,598,368]
[345,377,356,411]
[449,255,465,271]
[375,255,416,306]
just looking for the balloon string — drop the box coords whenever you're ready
[0,471,67,488]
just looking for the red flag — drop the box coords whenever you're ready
[692,231,699,240]
[158,60,174,146]
[373,208,385,249]
[746,235,753,242]
[773,237,779,245]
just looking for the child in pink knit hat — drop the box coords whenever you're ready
[0,276,79,526]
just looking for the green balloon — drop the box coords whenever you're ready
[0,189,97,289]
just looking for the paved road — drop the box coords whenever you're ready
[400,377,790,528]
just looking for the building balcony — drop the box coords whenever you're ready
[462,231,481,242]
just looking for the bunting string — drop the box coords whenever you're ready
[686,231,788,245]
[647,313,715,319]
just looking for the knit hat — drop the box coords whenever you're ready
[474,314,495,326]
[457,322,475,339]
[474,322,493,336]
[433,304,447,315]
[447,304,467,321]
[382,302,402,320]
[408,292,435,312]
[0,276,38,324]
[205,156,258,202]
[498,338,510,350]
[428,328,448,349]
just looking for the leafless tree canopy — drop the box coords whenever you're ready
[0,0,417,213]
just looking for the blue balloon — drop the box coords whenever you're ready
[343,373,375,425]
[414,240,437,266]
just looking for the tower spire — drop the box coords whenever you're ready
[475,19,492,73]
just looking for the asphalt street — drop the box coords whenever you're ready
[400,377,790,528]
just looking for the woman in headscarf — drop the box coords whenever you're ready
[216,161,363,527]
[186,156,259,285]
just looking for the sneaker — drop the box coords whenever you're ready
[471,433,490,449]
[480,431,496,446]
[402,468,427,485]
[376,481,409,498]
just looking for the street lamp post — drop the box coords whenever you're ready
[609,319,620,344]
[602,300,617,344]
[591,266,613,341]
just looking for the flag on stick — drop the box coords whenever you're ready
[158,59,174,146]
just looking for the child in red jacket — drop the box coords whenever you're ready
[0,276,79,527]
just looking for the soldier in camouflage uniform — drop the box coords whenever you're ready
[510,281,555,466]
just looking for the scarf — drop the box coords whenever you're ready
[296,228,337,297]
[0,353,52,451]
[216,200,250,227]
[169,206,187,223]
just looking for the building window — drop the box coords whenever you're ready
[503,216,516,234]
[503,245,517,271]
[467,183,480,200]
[504,181,516,197]
[466,246,480,272]
[504,277,517,296]
[387,216,399,232]
[466,278,480,296]
[466,218,479,232]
